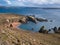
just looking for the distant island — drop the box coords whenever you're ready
[0,6,60,9]
[42,8,60,9]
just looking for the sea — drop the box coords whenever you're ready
[0,7,60,33]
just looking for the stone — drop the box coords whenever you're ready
[36,18,48,22]
[27,16,37,24]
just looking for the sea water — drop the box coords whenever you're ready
[0,7,60,32]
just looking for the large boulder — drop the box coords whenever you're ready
[39,26,51,34]
[36,18,48,22]
[27,16,37,24]
[58,27,60,31]
[19,17,27,23]
[53,27,58,33]
[39,26,45,33]
[53,27,60,34]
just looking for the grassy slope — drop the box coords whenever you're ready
[0,13,60,45]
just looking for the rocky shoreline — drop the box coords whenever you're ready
[39,26,60,34]
[1,13,48,29]
[26,15,48,24]
[0,13,60,45]
[0,13,59,34]
[0,13,60,34]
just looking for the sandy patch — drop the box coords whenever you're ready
[11,22,21,28]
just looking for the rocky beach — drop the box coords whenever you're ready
[0,13,60,45]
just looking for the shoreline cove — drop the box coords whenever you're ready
[0,13,60,45]
[0,13,59,34]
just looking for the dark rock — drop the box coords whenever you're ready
[10,24,13,27]
[52,27,60,34]
[58,27,60,31]
[39,26,51,34]
[27,16,37,24]
[26,15,48,24]
[39,26,45,33]
[42,30,48,34]
[49,29,51,32]
[53,27,58,33]
[36,18,48,22]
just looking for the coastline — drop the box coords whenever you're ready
[0,13,60,45]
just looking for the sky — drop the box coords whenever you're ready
[0,0,60,7]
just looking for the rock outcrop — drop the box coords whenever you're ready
[39,26,51,34]
[27,16,48,24]
[19,17,28,23]
[53,27,60,34]
[27,16,37,24]
[36,18,48,22]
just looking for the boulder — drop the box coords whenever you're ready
[39,26,51,34]
[36,18,48,22]
[53,27,58,33]
[58,27,60,31]
[19,17,27,23]
[53,27,60,34]
[27,16,37,24]
[10,24,13,27]
[39,26,45,33]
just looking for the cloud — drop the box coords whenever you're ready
[4,0,11,4]
[0,0,60,6]
[17,0,22,2]
[0,4,2,6]
[11,1,26,6]
[52,0,60,4]
[26,0,60,4]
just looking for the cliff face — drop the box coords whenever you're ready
[0,13,60,45]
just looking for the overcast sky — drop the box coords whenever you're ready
[0,0,60,7]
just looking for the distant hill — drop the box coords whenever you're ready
[0,6,60,9]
